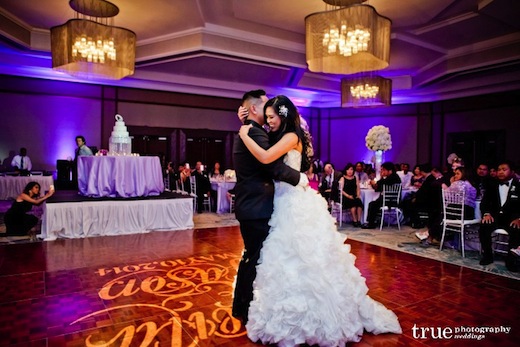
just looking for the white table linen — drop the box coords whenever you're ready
[0,175,54,200]
[210,180,236,214]
[78,156,164,198]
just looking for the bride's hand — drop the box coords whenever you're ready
[239,124,253,138]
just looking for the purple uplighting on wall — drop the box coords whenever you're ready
[0,92,102,172]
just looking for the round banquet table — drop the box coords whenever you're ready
[210,180,236,214]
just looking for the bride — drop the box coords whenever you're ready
[238,95,402,347]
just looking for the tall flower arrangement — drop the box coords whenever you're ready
[365,125,392,151]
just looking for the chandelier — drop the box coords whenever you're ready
[322,23,370,57]
[341,75,392,107]
[51,0,136,80]
[306,0,391,74]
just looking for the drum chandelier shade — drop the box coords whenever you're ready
[305,4,391,75]
[341,75,392,107]
[51,0,136,80]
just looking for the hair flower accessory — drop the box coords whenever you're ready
[365,125,392,151]
[278,105,288,117]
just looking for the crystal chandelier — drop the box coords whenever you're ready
[350,83,379,99]
[323,23,370,57]
[51,0,136,80]
[306,0,391,74]
[72,35,116,63]
[341,75,392,107]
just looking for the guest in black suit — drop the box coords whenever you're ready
[361,161,401,229]
[472,162,494,200]
[232,89,306,323]
[479,161,520,270]
[319,162,342,203]
[193,161,211,213]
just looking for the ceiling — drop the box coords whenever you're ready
[0,0,519,107]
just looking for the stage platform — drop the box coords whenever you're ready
[41,190,194,240]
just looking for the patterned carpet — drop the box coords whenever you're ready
[337,223,520,280]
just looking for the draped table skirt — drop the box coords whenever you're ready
[78,156,164,198]
[210,181,236,214]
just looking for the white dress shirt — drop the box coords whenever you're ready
[11,155,32,171]
[499,179,512,206]
[397,171,413,188]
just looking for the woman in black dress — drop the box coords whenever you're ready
[3,181,54,239]
[339,163,363,227]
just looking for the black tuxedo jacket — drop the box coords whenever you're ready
[374,172,402,192]
[480,178,520,221]
[415,174,445,209]
[319,170,342,201]
[233,121,300,220]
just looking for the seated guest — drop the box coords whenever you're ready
[409,165,446,242]
[75,135,93,158]
[354,161,369,186]
[478,161,520,271]
[410,164,425,188]
[442,166,477,219]
[305,162,320,191]
[11,147,32,175]
[489,166,497,179]
[319,162,341,203]
[165,162,179,190]
[339,163,363,227]
[193,161,211,213]
[397,162,413,188]
[3,182,54,240]
[361,162,401,229]
[472,162,494,200]
[366,168,376,181]
[210,161,222,178]
[177,163,191,192]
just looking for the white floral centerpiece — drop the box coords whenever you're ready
[224,169,236,182]
[365,125,392,151]
[365,125,392,180]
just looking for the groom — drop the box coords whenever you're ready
[232,89,307,324]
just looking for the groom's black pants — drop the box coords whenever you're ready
[232,218,270,323]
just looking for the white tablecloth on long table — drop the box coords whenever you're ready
[41,198,194,240]
[78,156,164,198]
[0,175,54,200]
[210,181,236,214]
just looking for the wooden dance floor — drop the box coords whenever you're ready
[0,225,517,346]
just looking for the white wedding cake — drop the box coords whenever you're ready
[109,114,132,155]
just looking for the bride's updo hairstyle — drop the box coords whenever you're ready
[264,95,313,172]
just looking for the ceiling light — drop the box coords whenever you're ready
[341,75,392,107]
[50,0,136,80]
[306,1,391,74]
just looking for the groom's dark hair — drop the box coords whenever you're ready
[241,89,266,105]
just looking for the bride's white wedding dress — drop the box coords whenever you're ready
[246,150,402,347]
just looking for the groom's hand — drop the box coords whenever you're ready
[298,173,309,189]
[237,106,249,124]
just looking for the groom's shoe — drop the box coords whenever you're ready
[232,310,248,325]
[361,223,376,229]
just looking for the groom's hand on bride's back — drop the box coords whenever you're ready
[298,173,309,189]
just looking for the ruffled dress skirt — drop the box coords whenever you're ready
[246,182,402,347]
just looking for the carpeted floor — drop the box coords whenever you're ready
[337,222,520,280]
